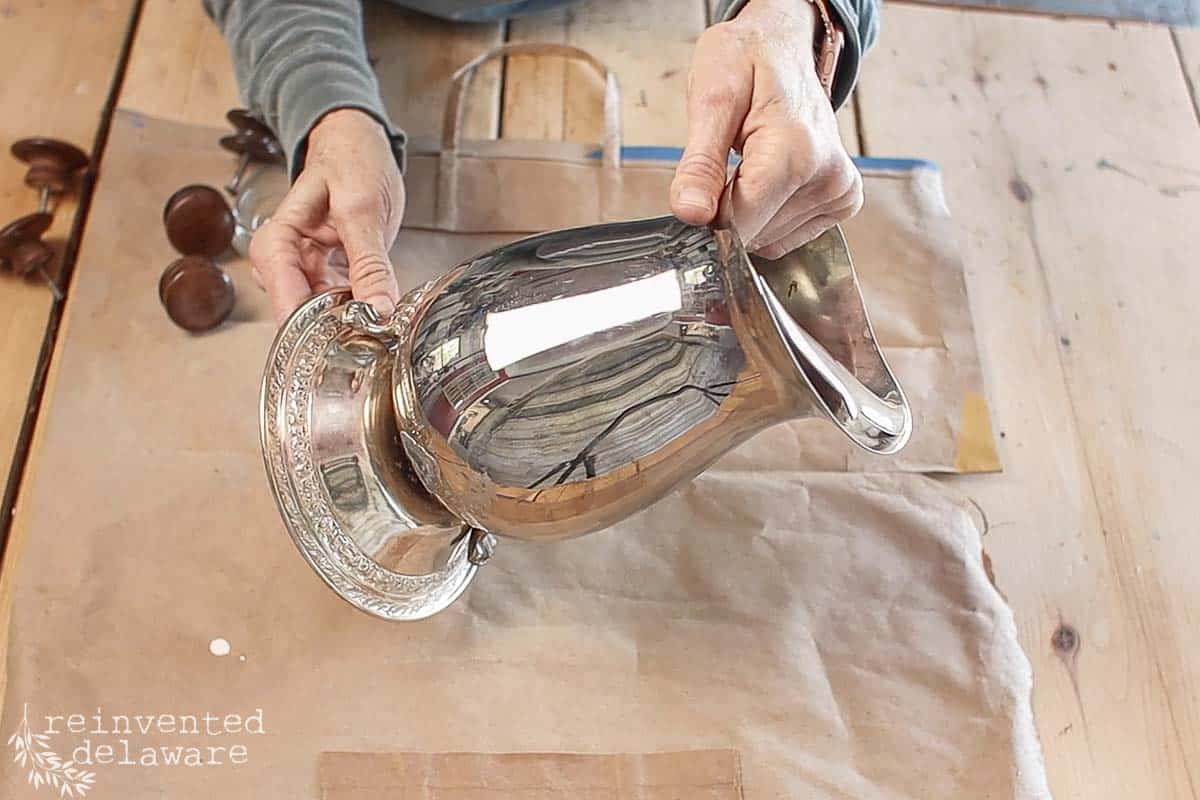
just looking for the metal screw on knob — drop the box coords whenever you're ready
[0,213,62,299]
[221,109,284,196]
[11,137,90,214]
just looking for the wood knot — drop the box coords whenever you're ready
[1009,177,1033,203]
[1051,623,1080,656]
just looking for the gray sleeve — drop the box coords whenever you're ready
[712,0,880,110]
[204,0,403,178]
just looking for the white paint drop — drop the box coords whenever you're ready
[209,638,231,657]
[238,654,247,663]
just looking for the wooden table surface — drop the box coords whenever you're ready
[0,0,137,527]
[3,1,1199,797]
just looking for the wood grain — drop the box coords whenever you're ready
[364,5,504,141]
[503,0,860,153]
[858,7,1200,797]
[902,0,1200,26]
[0,0,137,717]
[1174,26,1200,121]
[120,0,237,126]
[0,0,135,526]
[504,0,706,145]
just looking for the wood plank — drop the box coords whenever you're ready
[500,7,572,142]
[364,5,504,140]
[901,0,1200,26]
[0,0,135,518]
[504,2,861,154]
[0,0,136,712]
[1174,26,1200,120]
[857,7,1200,798]
[839,93,862,157]
[504,0,706,146]
[119,0,237,126]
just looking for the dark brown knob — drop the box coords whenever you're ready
[163,184,235,257]
[159,255,235,332]
[0,212,53,276]
[0,212,61,298]
[222,109,285,195]
[11,138,90,211]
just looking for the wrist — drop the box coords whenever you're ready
[738,0,816,36]
[747,0,841,100]
[310,107,391,150]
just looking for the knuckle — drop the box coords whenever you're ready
[348,252,394,287]
[677,150,728,186]
[692,79,742,113]
[247,222,279,267]
[336,194,382,222]
[334,184,394,225]
[736,169,775,208]
[845,183,865,217]
[779,134,819,185]
[824,158,857,199]
[832,169,864,219]
[699,22,738,50]
[806,220,835,242]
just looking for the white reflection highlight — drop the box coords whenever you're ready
[484,270,683,370]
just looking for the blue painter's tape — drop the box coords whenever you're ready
[853,156,941,171]
[585,146,939,172]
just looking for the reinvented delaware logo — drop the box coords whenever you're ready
[8,705,96,797]
[8,702,264,795]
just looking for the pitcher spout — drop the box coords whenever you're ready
[737,225,911,454]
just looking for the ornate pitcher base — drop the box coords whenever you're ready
[260,290,493,620]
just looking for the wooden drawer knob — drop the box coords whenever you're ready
[163,184,235,257]
[0,212,54,277]
[222,109,285,194]
[11,137,90,211]
[159,255,235,332]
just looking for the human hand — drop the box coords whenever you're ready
[250,108,404,324]
[669,0,862,258]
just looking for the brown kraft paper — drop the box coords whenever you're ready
[0,113,1040,798]
[319,750,743,799]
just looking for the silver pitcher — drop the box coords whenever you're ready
[260,217,910,620]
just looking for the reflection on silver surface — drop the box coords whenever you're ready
[406,223,742,493]
[262,216,910,620]
[231,165,288,257]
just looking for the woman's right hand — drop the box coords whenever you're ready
[250,108,405,325]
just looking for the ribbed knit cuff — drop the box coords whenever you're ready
[263,47,405,180]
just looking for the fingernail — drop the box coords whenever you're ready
[369,296,396,318]
[676,187,714,214]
